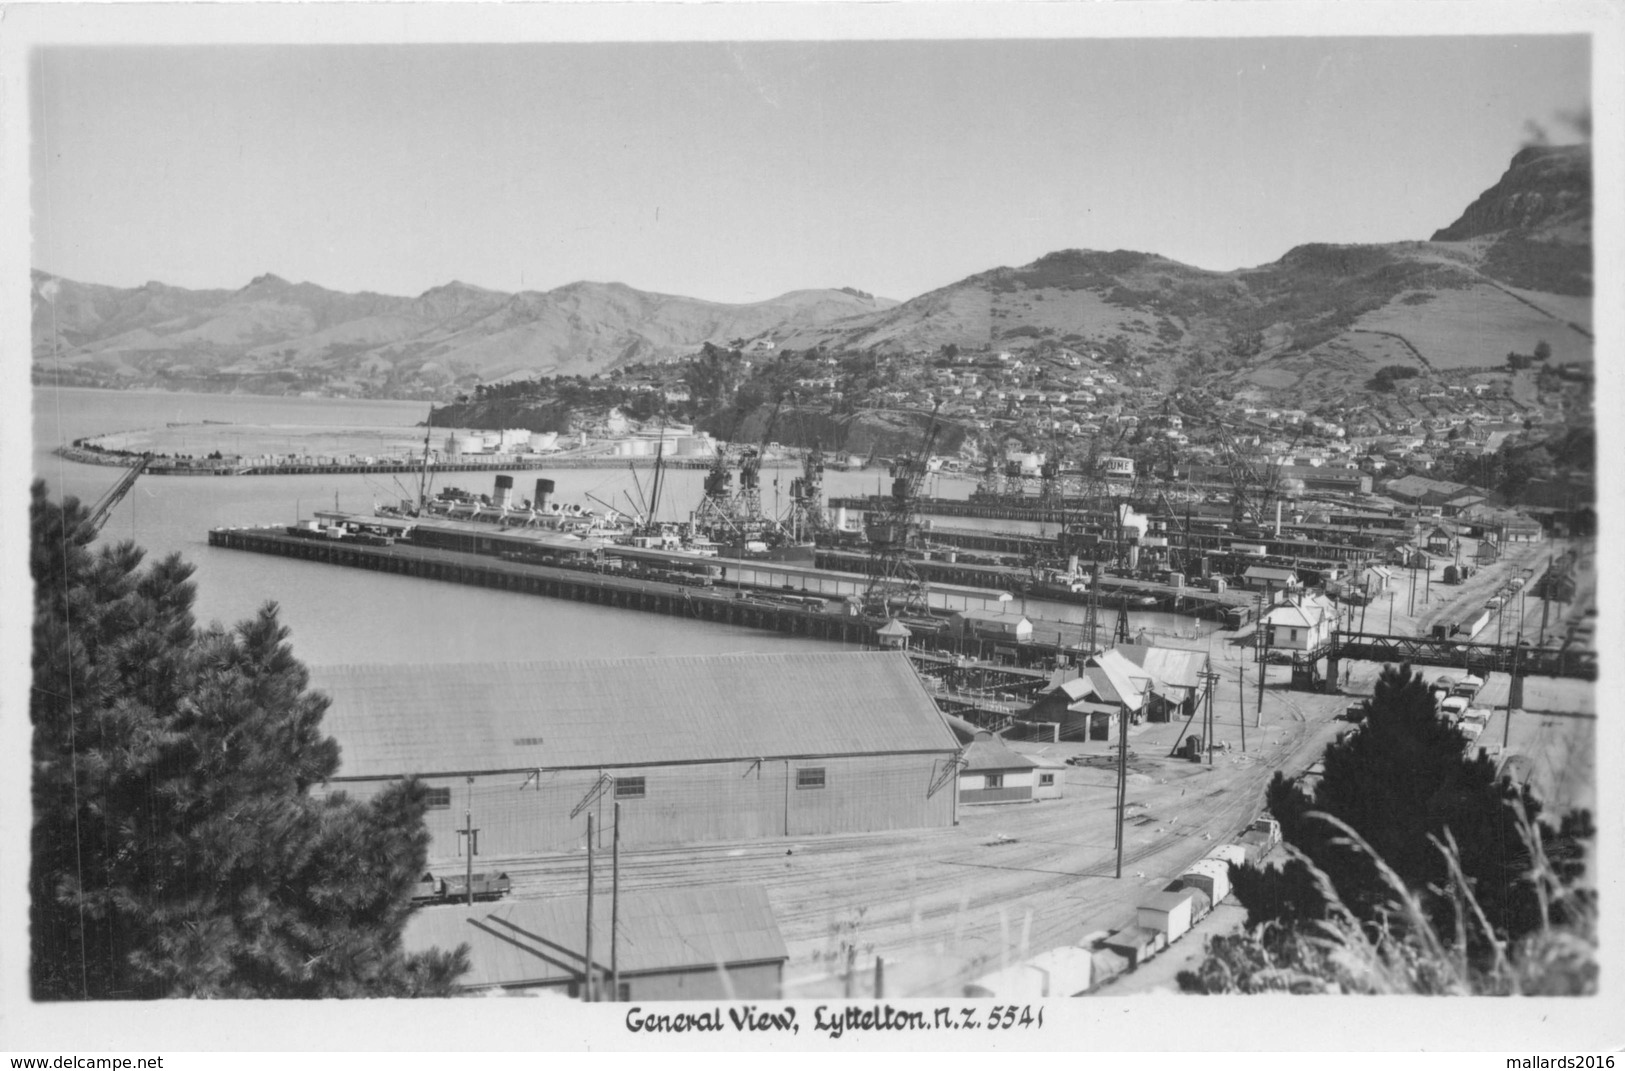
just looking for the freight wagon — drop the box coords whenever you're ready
[1072,814,1283,991]
[412,870,512,905]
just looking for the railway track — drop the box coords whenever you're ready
[475,685,1345,996]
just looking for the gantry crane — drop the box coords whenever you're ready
[862,401,942,617]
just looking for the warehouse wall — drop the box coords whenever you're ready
[322,752,957,859]
[626,961,782,1002]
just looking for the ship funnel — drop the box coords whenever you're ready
[494,474,514,509]
[534,478,555,512]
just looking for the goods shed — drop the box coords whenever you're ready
[403,884,787,999]
[308,651,961,859]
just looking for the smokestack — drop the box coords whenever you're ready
[494,474,514,509]
[1275,499,1282,538]
[534,478,555,512]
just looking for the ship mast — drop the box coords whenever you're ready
[417,405,435,512]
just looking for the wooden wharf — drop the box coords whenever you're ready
[208,526,1070,676]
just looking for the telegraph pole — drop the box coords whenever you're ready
[1114,702,1128,879]
[1408,556,1416,617]
[585,812,595,1002]
[1256,612,1268,725]
[1502,638,1521,750]
[463,808,475,906]
[1237,654,1247,734]
[611,802,621,1002]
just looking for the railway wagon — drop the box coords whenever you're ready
[412,870,512,905]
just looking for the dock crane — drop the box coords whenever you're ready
[735,393,784,527]
[1214,421,1303,529]
[862,401,942,617]
[785,437,829,541]
[83,454,152,535]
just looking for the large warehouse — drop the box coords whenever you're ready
[307,651,962,859]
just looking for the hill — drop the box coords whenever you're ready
[34,144,1589,409]
[31,273,896,398]
[777,145,1590,405]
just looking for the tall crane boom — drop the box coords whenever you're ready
[862,401,942,616]
[84,454,152,535]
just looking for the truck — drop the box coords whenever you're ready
[1450,675,1484,701]
[1237,815,1282,859]
[1438,695,1470,725]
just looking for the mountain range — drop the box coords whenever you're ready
[33,144,1590,402]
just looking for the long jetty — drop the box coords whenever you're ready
[207,525,1062,681]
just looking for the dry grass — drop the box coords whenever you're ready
[1356,285,1592,369]
[1245,807,1596,995]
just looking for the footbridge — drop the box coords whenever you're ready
[1327,630,1596,682]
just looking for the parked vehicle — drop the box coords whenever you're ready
[413,870,512,905]
[1450,675,1484,701]
[1438,695,1470,724]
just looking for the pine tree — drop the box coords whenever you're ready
[1225,663,1592,964]
[30,480,468,999]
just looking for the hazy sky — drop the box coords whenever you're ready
[31,36,1590,304]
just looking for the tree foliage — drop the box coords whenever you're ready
[1210,663,1592,987]
[30,481,468,999]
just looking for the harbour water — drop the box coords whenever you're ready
[33,386,1219,665]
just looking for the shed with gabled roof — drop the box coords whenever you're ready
[959,730,1040,805]
[403,884,787,999]
[308,651,961,858]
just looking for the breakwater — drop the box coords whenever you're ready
[57,445,796,476]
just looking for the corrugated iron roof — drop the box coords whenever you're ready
[1084,649,1148,709]
[309,652,959,778]
[402,884,788,989]
[961,731,1038,773]
[1116,644,1208,690]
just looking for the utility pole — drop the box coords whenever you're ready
[1237,654,1247,735]
[1114,703,1128,879]
[585,813,596,1002]
[1501,639,1520,750]
[612,801,621,1002]
[462,807,475,906]
[1256,612,1268,725]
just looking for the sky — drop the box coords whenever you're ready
[31,35,1591,305]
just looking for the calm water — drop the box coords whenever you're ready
[32,387,839,667]
[33,386,1216,661]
